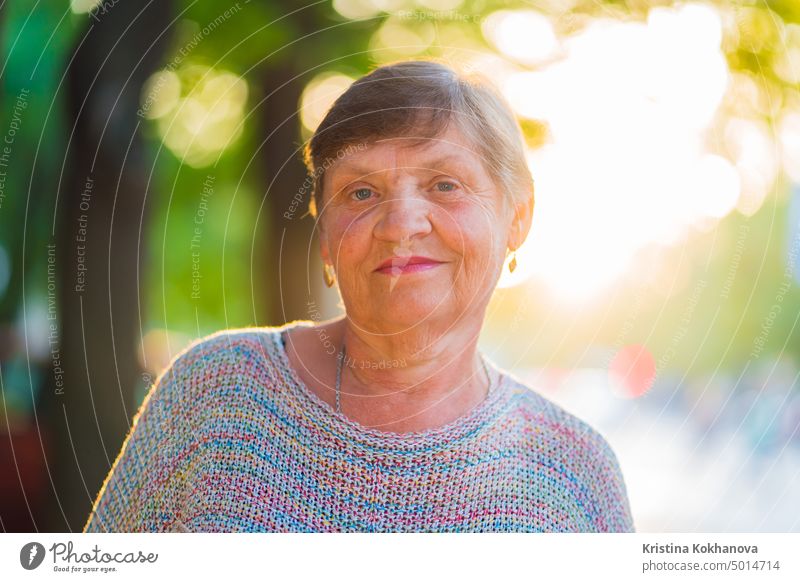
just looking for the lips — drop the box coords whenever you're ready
[374,255,445,275]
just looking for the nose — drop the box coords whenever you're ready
[372,189,433,244]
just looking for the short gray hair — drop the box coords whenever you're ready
[303,58,534,218]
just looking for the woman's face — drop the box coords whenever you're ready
[318,123,532,335]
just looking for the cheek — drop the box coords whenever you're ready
[437,201,505,267]
[327,214,373,267]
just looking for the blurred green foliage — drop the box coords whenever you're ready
[1,0,799,385]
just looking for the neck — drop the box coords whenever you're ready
[330,315,492,432]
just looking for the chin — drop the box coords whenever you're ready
[372,294,455,328]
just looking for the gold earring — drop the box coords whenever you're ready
[508,251,517,274]
[323,263,336,287]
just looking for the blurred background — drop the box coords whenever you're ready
[0,0,799,532]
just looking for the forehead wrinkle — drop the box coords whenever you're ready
[333,151,472,180]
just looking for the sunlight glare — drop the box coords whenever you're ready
[497,3,738,301]
[482,10,559,66]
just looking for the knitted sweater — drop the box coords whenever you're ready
[84,321,634,533]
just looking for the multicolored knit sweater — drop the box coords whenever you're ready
[84,321,634,533]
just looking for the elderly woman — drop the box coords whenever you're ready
[84,60,634,533]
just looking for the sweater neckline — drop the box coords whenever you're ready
[268,321,512,449]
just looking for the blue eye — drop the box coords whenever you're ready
[435,181,457,192]
[351,187,373,201]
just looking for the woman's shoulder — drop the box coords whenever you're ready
[175,319,314,357]
[498,369,623,467]
[166,325,275,367]
[497,369,634,531]
[154,321,312,394]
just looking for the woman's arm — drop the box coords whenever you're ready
[585,432,636,533]
[83,343,200,533]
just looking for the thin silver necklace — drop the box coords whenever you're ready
[334,341,493,414]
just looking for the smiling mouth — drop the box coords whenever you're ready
[374,256,445,275]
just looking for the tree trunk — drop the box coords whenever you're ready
[258,58,330,325]
[44,0,174,531]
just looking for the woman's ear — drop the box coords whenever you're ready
[507,187,535,251]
